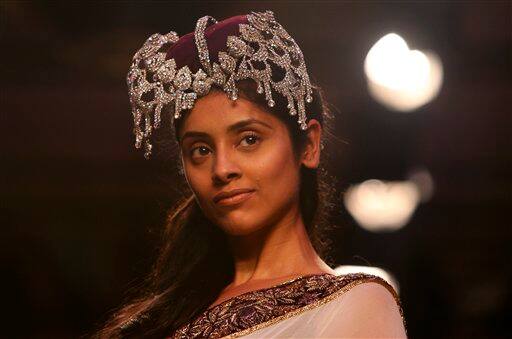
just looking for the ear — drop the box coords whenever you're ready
[300,118,322,169]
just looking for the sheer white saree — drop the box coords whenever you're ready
[171,273,407,339]
[232,279,407,338]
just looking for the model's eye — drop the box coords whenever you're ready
[190,145,211,159]
[239,133,261,147]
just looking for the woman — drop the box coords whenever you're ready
[96,11,407,338]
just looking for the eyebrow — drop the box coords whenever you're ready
[179,118,273,144]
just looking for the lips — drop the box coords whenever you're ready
[213,188,255,204]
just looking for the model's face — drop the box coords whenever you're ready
[178,91,302,236]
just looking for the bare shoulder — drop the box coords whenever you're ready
[332,277,408,338]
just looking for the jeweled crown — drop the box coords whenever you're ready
[127,11,313,158]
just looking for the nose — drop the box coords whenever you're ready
[211,144,241,185]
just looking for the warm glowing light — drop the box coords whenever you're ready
[344,179,420,231]
[334,265,400,294]
[364,33,443,111]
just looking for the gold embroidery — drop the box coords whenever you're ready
[222,276,407,338]
[206,274,329,311]
[170,274,407,338]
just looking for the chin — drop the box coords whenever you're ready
[216,213,269,237]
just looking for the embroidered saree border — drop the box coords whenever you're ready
[205,273,325,312]
[222,275,407,338]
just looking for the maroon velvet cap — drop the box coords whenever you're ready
[165,14,249,73]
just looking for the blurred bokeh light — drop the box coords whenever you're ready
[344,179,420,231]
[364,33,443,112]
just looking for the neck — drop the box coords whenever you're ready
[226,203,335,287]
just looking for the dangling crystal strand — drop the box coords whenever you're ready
[174,91,182,119]
[135,132,142,149]
[297,99,307,130]
[135,133,142,149]
[286,94,297,115]
[230,77,239,100]
[304,69,314,101]
[289,105,297,116]
[223,75,237,101]
[133,108,143,148]
[154,102,162,128]
[230,89,238,100]
[134,124,142,148]
[144,113,152,138]
[256,82,264,94]
[263,80,273,105]
[286,94,293,109]
[143,141,152,159]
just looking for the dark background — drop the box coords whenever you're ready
[1,1,510,338]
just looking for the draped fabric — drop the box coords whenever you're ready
[169,273,407,338]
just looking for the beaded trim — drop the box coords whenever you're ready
[127,10,314,158]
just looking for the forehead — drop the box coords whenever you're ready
[178,91,282,136]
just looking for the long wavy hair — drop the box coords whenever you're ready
[93,79,342,338]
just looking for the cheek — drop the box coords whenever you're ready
[251,141,300,201]
[183,165,210,203]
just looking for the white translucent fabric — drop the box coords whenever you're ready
[235,281,407,338]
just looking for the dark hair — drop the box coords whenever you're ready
[93,80,341,338]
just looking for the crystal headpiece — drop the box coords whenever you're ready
[127,10,314,158]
